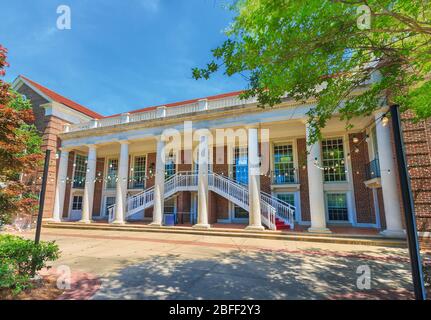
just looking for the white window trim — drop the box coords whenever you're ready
[128,153,148,190]
[270,139,299,184]
[68,191,84,220]
[324,191,353,224]
[71,152,87,190]
[272,191,302,223]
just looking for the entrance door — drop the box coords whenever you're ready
[233,147,248,185]
[70,195,83,221]
[104,196,116,218]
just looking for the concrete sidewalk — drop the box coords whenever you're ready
[9,227,416,299]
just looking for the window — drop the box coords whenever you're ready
[233,204,248,219]
[326,193,349,221]
[106,159,119,189]
[233,147,248,185]
[131,156,146,189]
[73,154,87,188]
[72,195,83,211]
[273,144,295,184]
[276,193,296,219]
[105,197,116,216]
[322,138,346,182]
[164,198,176,215]
[165,153,176,178]
[371,126,379,159]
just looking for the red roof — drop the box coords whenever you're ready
[19,75,103,119]
[18,75,246,120]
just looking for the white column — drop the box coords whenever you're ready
[53,148,69,222]
[193,133,211,229]
[112,141,129,224]
[80,145,97,223]
[375,111,405,237]
[246,127,264,230]
[151,137,165,226]
[306,123,331,233]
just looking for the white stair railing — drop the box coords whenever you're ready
[115,171,294,230]
[260,191,295,229]
[107,204,116,223]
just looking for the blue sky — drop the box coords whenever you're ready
[0,0,246,116]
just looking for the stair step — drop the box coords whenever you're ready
[276,225,291,230]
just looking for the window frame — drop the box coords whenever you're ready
[321,137,347,183]
[325,192,350,222]
[272,142,296,184]
[105,157,119,189]
[130,154,147,189]
[72,153,88,189]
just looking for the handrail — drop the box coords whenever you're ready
[117,170,294,230]
[66,95,259,133]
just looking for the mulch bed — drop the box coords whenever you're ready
[1,268,101,300]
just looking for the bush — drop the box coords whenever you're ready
[0,234,60,295]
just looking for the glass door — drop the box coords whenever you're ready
[233,147,248,185]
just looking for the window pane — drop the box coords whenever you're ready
[233,147,248,185]
[327,193,348,221]
[234,204,248,219]
[164,198,175,214]
[322,138,346,182]
[105,197,116,215]
[106,159,118,189]
[165,153,176,178]
[73,154,87,188]
[72,196,83,210]
[132,156,146,188]
[276,193,295,219]
[273,144,295,184]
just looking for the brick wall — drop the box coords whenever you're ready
[17,84,49,133]
[176,150,192,223]
[17,84,70,219]
[402,111,431,232]
[63,151,75,218]
[212,146,229,221]
[144,152,156,219]
[92,157,105,216]
[297,138,310,222]
[348,132,376,224]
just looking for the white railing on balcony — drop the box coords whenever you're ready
[119,171,294,230]
[65,94,258,133]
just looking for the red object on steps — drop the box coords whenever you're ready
[275,217,290,230]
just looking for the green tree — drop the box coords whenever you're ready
[0,45,43,225]
[193,0,431,143]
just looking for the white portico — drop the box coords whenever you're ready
[51,92,405,237]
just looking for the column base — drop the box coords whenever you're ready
[110,220,125,225]
[245,225,265,231]
[193,223,211,229]
[45,218,61,223]
[380,229,406,239]
[78,219,92,224]
[308,227,332,234]
[149,222,163,227]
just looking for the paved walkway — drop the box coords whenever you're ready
[10,228,416,300]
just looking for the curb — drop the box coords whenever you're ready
[43,222,407,248]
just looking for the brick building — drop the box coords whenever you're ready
[12,75,431,235]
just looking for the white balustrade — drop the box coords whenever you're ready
[64,94,258,133]
[121,170,294,230]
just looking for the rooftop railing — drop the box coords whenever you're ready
[64,95,258,133]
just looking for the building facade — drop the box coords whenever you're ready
[12,76,431,235]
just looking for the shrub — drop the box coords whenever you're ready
[0,234,60,295]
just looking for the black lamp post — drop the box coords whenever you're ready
[390,105,426,300]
